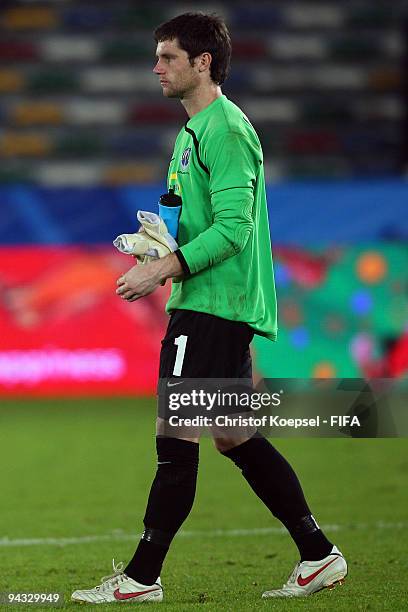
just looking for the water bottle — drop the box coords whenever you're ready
[159,188,182,241]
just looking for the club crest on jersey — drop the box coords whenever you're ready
[180,147,192,170]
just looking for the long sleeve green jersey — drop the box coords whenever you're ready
[166,94,277,342]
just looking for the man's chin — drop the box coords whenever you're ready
[162,89,180,99]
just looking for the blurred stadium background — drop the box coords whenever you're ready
[1,0,408,398]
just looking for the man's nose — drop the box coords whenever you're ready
[153,61,164,74]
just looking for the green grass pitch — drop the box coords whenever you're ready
[1,398,407,611]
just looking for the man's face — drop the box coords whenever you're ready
[153,38,201,98]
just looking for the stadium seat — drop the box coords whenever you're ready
[40,36,100,62]
[224,69,251,92]
[61,6,116,30]
[284,4,344,28]
[242,98,300,122]
[0,163,33,184]
[0,40,38,61]
[81,67,155,92]
[347,4,396,27]
[109,132,162,157]
[102,40,151,61]
[232,38,268,60]
[28,70,79,93]
[103,163,158,185]
[119,7,169,28]
[286,130,342,155]
[368,68,401,91]
[312,66,367,90]
[352,96,403,121]
[252,66,308,91]
[55,134,105,157]
[12,102,64,126]
[231,6,283,28]
[36,162,102,186]
[0,132,51,157]
[65,100,126,125]
[329,36,381,60]
[0,69,24,93]
[268,34,326,60]
[128,103,185,124]
[302,100,354,124]
[287,157,349,179]
[2,6,58,30]
[341,128,397,156]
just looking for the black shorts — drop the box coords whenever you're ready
[159,309,254,380]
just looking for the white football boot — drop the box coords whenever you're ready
[262,545,347,598]
[71,560,163,604]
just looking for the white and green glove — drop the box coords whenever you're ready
[113,211,178,264]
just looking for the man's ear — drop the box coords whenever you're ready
[198,51,212,73]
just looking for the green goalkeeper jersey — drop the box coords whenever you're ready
[166,94,277,342]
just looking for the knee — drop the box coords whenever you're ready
[155,437,199,483]
[213,436,251,453]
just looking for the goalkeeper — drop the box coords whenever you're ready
[72,11,347,604]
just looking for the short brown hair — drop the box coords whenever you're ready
[154,12,231,85]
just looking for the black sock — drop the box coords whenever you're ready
[126,538,167,586]
[284,514,334,561]
[125,437,199,584]
[222,433,333,561]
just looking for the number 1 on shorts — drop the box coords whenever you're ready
[173,335,188,376]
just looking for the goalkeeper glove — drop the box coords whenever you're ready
[113,211,178,264]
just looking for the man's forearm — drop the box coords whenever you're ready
[153,252,184,282]
[116,252,184,302]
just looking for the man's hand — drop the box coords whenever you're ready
[116,252,184,302]
[116,261,162,302]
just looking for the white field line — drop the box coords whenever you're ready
[0,522,406,548]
